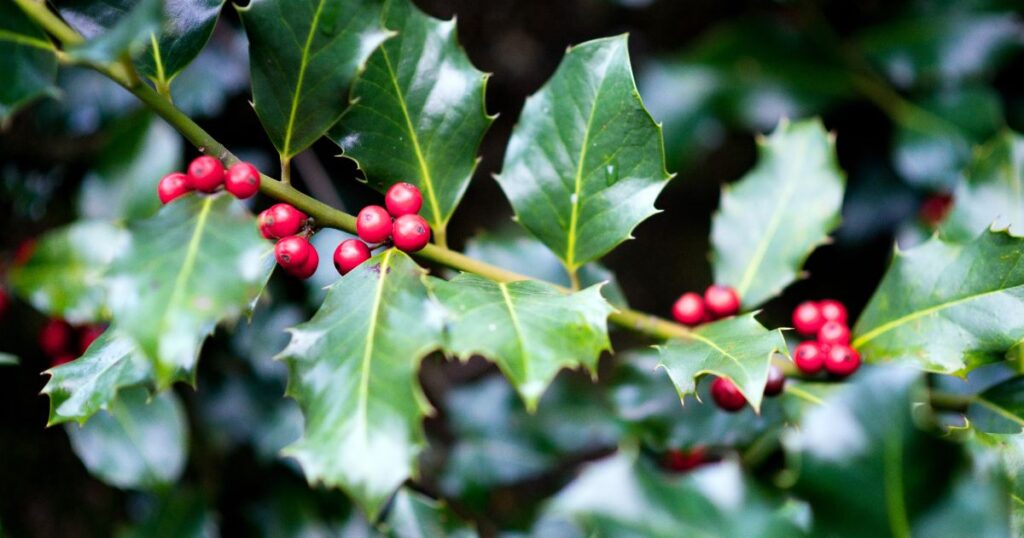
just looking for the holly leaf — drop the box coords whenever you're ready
[65,387,187,490]
[331,0,492,242]
[238,0,391,160]
[279,249,443,519]
[106,194,274,387]
[135,0,225,88]
[657,313,787,412]
[117,489,219,538]
[968,376,1024,434]
[9,220,129,324]
[78,112,183,221]
[385,489,474,538]
[463,225,629,307]
[496,35,672,273]
[711,118,844,308]
[60,0,164,65]
[853,229,1024,374]
[430,273,612,410]
[0,0,58,122]
[535,452,804,537]
[942,130,1024,242]
[42,327,152,425]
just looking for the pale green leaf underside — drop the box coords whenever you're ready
[942,130,1024,243]
[853,229,1024,374]
[107,194,273,387]
[429,273,613,410]
[279,249,443,519]
[8,220,129,324]
[711,118,844,308]
[496,35,672,271]
[657,313,787,412]
[239,0,391,158]
[332,0,492,233]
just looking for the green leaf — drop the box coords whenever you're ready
[784,366,1010,537]
[136,0,225,87]
[61,0,164,64]
[42,327,152,425]
[657,313,787,412]
[238,0,391,159]
[535,452,805,537]
[853,229,1024,374]
[107,194,274,387]
[496,35,672,272]
[9,220,129,324]
[462,224,629,307]
[385,489,474,538]
[65,387,187,490]
[942,130,1024,242]
[0,0,58,122]
[331,0,492,239]
[78,112,183,221]
[116,489,219,538]
[0,352,19,366]
[969,377,1024,434]
[430,273,612,410]
[711,118,844,308]
[279,249,443,518]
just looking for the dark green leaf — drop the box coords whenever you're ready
[0,0,58,122]
[61,0,164,64]
[969,377,1024,434]
[942,130,1024,242]
[462,225,628,307]
[534,452,804,537]
[42,327,152,425]
[9,220,129,324]
[385,489,474,538]
[657,313,787,412]
[496,35,672,272]
[279,249,443,518]
[238,0,391,159]
[65,387,187,490]
[711,118,844,308]
[106,194,274,387]
[430,273,613,410]
[853,229,1024,374]
[116,489,219,538]
[136,0,225,86]
[78,112,183,221]
[332,0,492,240]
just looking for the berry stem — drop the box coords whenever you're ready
[16,1,693,342]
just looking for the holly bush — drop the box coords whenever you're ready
[2,0,1024,536]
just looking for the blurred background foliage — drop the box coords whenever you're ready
[1,0,1023,535]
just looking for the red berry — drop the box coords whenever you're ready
[662,447,707,472]
[818,299,848,325]
[792,301,824,335]
[919,193,953,228]
[14,239,36,266]
[287,246,320,279]
[392,214,431,252]
[261,203,307,239]
[39,319,72,357]
[357,205,393,244]
[0,287,8,319]
[187,155,225,193]
[334,239,371,275]
[824,344,861,377]
[385,182,423,217]
[51,355,75,368]
[224,162,261,199]
[793,341,825,374]
[157,172,191,204]
[764,364,785,396]
[704,285,740,318]
[275,236,313,269]
[710,376,746,412]
[78,325,105,355]
[672,292,705,326]
[818,320,850,346]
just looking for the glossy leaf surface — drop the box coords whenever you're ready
[61,0,163,64]
[0,0,57,122]
[136,0,225,86]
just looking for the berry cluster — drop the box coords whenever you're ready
[710,363,785,412]
[261,203,319,279]
[39,318,105,367]
[158,156,261,204]
[337,183,431,275]
[791,299,860,377]
[671,284,741,326]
